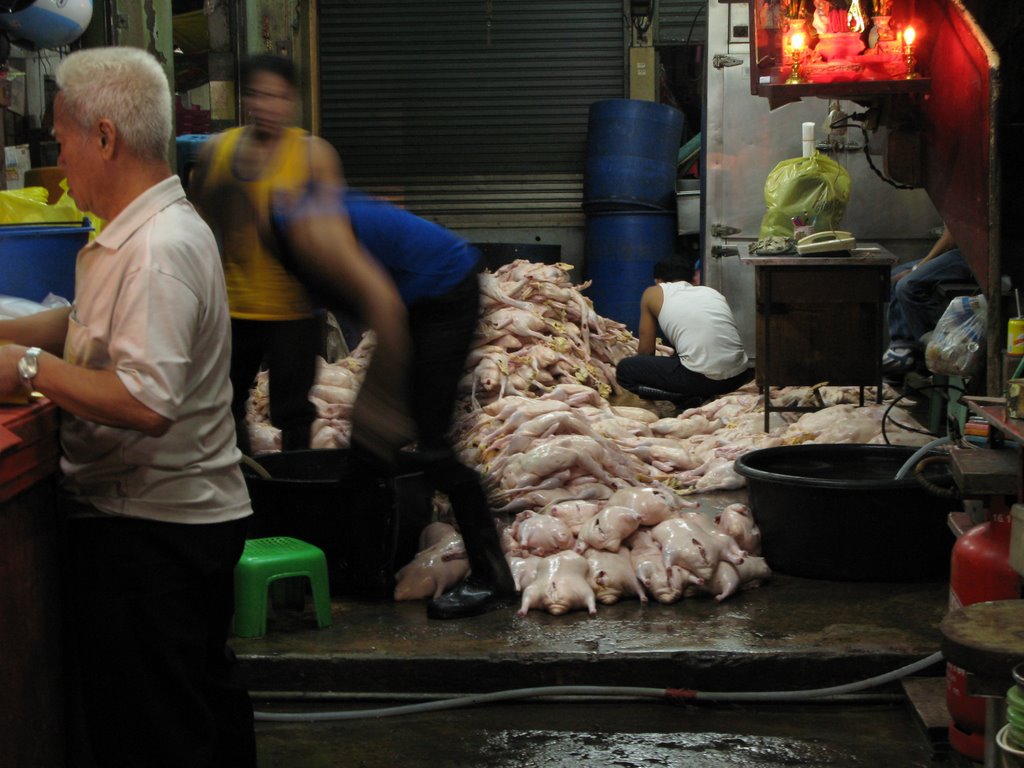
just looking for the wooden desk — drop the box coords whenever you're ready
[741,247,897,430]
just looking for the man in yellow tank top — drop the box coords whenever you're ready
[191,55,345,453]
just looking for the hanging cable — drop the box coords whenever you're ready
[880,379,967,444]
[828,112,917,190]
[685,2,707,47]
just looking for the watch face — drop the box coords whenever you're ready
[18,349,39,382]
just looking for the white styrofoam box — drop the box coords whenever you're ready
[676,178,700,235]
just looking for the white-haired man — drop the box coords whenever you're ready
[0,47,256,766]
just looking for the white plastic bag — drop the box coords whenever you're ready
[0,293,71,320]
[925,294,986,376]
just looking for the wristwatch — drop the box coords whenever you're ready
[17,346,41,389]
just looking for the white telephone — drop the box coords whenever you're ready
[796,230,856,255]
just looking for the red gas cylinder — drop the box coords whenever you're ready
[946,498,1022,761]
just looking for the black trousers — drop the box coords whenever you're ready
[230,315,321,454]
[405,269,481,453]
[351,268,514,592]
[616,353,753,401]
[64,513,256,768]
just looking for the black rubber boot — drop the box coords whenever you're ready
[426,512,516,619]
[420,453,516,620]
[426,577,515,620]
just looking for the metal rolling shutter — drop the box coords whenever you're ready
[316,0,625,225]
[655,0,708,45]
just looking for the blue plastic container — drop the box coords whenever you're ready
[0,220,92,302]
[175,134,211,187]
[583,99,685,212]
[584,210,676,333]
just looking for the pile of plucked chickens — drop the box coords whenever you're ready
[244,259,934,615]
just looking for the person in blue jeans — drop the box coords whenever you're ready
[270,185,516,620]
[883,225,974,375]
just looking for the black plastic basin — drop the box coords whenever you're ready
[733,444,958,581]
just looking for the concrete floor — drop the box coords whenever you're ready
[231,487,979,767]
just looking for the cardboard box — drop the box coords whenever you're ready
[4,145,31,190]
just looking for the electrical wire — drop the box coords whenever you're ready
[685,2,707,48]
[629,0,655,38]
[252,651,944,722]
[828,112,917,190]
[879,380,967,444]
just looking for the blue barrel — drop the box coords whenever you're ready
[0,220,92,302]
[583,99,685,212]
[584,210,676,333]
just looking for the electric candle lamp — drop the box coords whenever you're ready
[786,31,806,83]
[903,25,919,79]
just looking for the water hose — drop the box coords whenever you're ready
[912,455,960,500]
[895,435,951,480]
[240,453,272,480]
[252,650,943,722]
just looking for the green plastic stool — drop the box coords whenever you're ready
[233,536,332,638]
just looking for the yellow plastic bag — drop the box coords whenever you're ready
[759,152,851,239]
[0,181,103,237]
[0,186,52,223]
[54,179,104,238]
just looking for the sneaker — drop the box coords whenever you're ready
[881,346,916,375]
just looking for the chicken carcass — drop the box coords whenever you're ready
[605,486,697,527]
[543,499,602,535]
[517,551,598,617]
[627,529,694,604]
[583,547,648,605]
[652,512,746,583]
[715,503,762,555]
[510,511,575,556]
[574,505,643,553]
[393,528,469,601]
[701,556,773,601]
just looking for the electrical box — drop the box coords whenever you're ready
[629,46,656,101]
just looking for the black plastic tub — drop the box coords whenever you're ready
[733,444,958,581]
[241,449,432,598]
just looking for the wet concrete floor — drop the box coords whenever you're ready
[239,386,992,766]
[232,487,978,767]
[254,699,960,768]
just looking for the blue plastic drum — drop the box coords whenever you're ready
[583,99,685,212]
[584,210,676,333]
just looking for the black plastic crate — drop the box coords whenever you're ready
[241,449,433,599]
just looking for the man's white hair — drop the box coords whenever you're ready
[56,46,172,162]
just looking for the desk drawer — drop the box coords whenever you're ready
[757,303,883,384]
[759,266,889,304]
